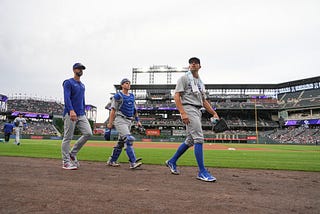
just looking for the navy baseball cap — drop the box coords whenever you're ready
[188,57,200,65]
[73,63,86,70]
[120,78,131,85]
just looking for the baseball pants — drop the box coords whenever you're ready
[15,127,23,144]
[183,105,204,146]
[61,115,92,164]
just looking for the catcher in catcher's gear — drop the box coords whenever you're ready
[106,78,143,169]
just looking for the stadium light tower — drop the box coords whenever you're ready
[132,65,188,84]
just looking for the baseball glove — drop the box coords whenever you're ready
[212,118,229,133]
[137,126,146,135]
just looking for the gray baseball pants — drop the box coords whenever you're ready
[183,105,204,146]
[61,115,92,164]
[114,115,132,138]
[15,127,23,144]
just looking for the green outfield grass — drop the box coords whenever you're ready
[1,139,319,171]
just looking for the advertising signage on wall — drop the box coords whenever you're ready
[11,111,50,119]
[285,119,320,126]
[146,129,161,136]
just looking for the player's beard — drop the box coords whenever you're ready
[76,70,83,77]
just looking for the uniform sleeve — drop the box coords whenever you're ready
[82,83,86,109]
[111,93,121,110]
[202,84,207,100]
[175,76,186,93]
[134,94,138,114]
[63,80,74,113]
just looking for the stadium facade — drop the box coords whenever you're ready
[1,67,319,144]
[110,66,320,144]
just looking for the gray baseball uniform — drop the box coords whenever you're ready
[175,75,206,146]
[110,94,135,138]
[13,117,27,144]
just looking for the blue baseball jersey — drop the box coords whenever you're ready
[111,92,136,117]
[3,123,14,133]
[63,78,86,117]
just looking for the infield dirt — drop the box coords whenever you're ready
[0,156,319,214]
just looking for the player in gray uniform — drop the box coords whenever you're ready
[166,57,219,182]
[13,113,27,146]
[106,78,142,169]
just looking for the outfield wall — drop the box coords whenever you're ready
[1,134,316,145]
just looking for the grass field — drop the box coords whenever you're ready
[1,139,319,171]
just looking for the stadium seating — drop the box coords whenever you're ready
[262,127,320,144]
[0,120,60,136]
[278,88,320,109]
[7,98,63,115]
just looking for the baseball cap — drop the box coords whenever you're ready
[120,78,131,85]
[188,57,201,65]
[73,63,86,70]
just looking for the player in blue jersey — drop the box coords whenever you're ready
[61,63,93,170]
[3,120,14,143]
[106,78,142,169]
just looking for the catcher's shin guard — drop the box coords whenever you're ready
[124,135,136,163]
[109,140,125,162]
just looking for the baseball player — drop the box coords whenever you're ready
[61,63,93,170]
[106,78,142,169]
[13,113,27,145]
[3,120,14,143]
[166,57,219,182]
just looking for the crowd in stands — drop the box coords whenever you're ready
[278,88,320,109]
[137,101,281,110]
[262,126,320,144]
[0,120,59,136]
[7,98,64,115]
[24,121,59,136]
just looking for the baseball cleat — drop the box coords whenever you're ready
[62,162,78,170]
[197,170,216,182]
[165,160,180,175]
[70,153,80,168]
[130,162,142,169]
[107,158,121,167]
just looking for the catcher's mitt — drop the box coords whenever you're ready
[212,118,229,133]
[137,126,146,135]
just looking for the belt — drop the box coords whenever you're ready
[183,103,203,109]
[118,114,134,120]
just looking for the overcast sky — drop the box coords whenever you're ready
[0,0,319,122]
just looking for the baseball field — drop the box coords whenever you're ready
[1,140,319,213]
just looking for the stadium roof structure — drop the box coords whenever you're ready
[114,75,320,94]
